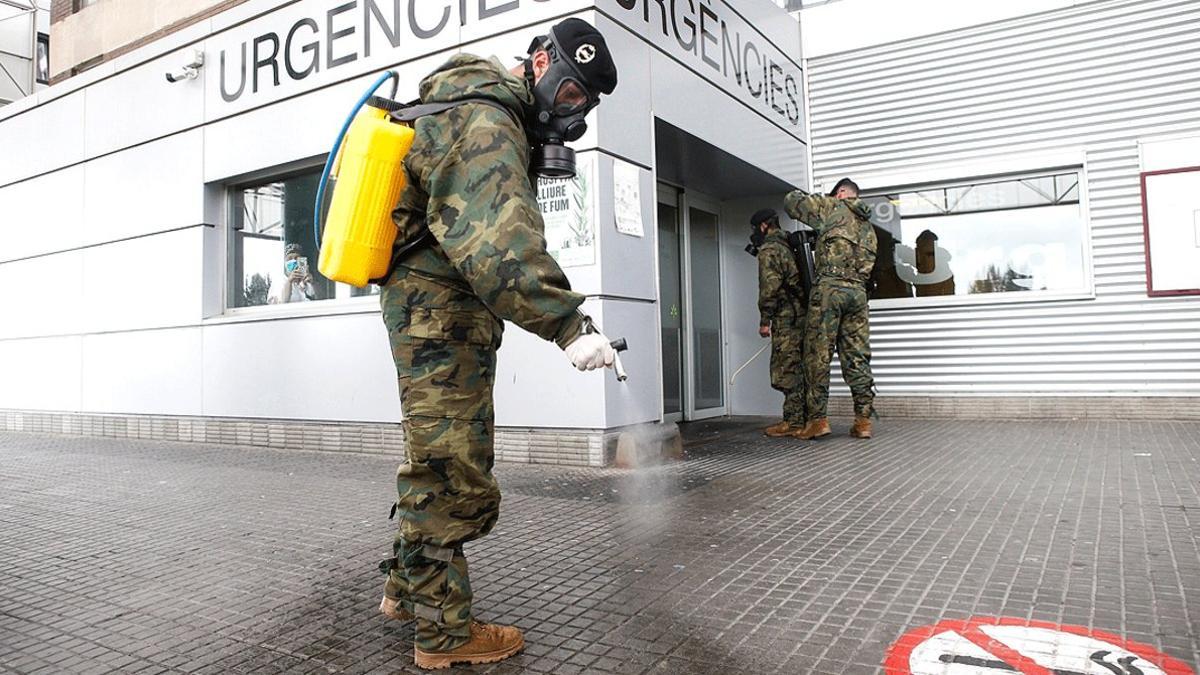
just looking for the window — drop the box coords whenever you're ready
[72,0,99,11]
[36,34,49,85]
[229,168,379,309]
[863,170,1087,302]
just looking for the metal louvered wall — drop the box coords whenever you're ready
[805,0,1200,405]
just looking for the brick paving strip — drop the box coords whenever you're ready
[0,419,1197,674]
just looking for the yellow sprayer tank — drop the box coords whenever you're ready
[318,100,415,287]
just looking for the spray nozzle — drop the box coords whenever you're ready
[581,314,629,382]
[609,338,628,382]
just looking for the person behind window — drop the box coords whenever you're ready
[278,243,314,303]
[870,225,914,299]
[894,229,955,296]
[784,177,879,441]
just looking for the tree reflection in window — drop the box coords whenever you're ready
[229,169,382,309]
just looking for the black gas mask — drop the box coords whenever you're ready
[524,31,601,179]
[746,227,766,257]
[745,209,777,257]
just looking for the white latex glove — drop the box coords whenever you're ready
[564,333,616,371]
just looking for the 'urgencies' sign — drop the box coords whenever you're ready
[207,0,589,115]
[603,0,804,139]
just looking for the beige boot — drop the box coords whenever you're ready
[379,595,414,622]
[764,420,795,437]
[792,418,832,440]
[414,621,525,670]
[850,417,873,439]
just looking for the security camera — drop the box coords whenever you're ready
[165,50,204,83]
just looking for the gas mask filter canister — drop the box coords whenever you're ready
[746,228,765,257]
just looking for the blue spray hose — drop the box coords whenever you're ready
[313,71,399,246]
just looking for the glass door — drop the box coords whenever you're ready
[657,186,684,422]
[684,196,726,419]
[657,186,727,421]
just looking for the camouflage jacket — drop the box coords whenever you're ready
[784,190,877,287]
[391,54,585,348]
[757,230,806,327]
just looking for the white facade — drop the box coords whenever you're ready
[4,0,1196,466]
[0,0,807,462]
[806,0,1200,401]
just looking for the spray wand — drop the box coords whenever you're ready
[580,314,629,382]
[729,343,770,385]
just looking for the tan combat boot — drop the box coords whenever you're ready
[379,595,414,621]
[414,621,525,670]
[764,420,794,437]
[850,416,873,439]
[792,418,831,440]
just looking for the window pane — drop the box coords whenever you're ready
[232,170,336,307]
[36,35,49,85]
[867,171,1087,301]
[893,172,1080,218]
[894,190,945,216]
[1017,176,1056,206]
[658,203,682,417]
[1056,174,1080,202]
[688,207,723,411]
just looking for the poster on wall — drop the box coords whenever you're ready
[1141,166,1200,296]
[539,153,596,268]
[613,160,644,237]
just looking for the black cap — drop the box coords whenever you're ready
[548,18,618,95]
[750,208,778,227]
[828,177,859,197]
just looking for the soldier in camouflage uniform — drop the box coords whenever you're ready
[375,19,619,670]
[751,208,808,437]
[784,178,878,440]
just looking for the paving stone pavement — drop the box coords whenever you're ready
[1,418,1198,675]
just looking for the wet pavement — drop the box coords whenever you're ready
[1,418,1198,674]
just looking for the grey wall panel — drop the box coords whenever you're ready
[0,91,84,186]
[0,336,82,411]
[807,0,1200,397]
[0,164,85,262]
[596,154,659,302]
[594,12,655,168]
[599,298,665,428]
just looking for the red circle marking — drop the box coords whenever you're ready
[883,616,1196,675]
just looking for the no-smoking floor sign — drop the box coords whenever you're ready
[885,617,1195,675]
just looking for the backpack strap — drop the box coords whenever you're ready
[389,98,521,128]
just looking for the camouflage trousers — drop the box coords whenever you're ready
[803,282,875,420]
[769,316,807,426]
[379,268,504,652]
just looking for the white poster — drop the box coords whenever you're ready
[613,160,644,237]
[539,153,595,268]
